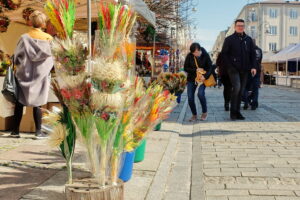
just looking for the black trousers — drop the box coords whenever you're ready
[227,66,248,114]
[12,101,42,133]
[221,75,232,105]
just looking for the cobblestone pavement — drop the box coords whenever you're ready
[192,86,300,200]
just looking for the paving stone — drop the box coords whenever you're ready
[203,184,225,190]
[249,190,295,196]
[226,183,268,190]
[221,168,257,173]
[294,191,300,196]
[205,171,242,177]
[242,172,281,178]
[206,189,249,196]
[275,197,300,200]
[229,197,275,200]
[206,197,228,200]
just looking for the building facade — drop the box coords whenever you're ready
[212,0,300,59]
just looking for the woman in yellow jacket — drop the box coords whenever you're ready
[11,11,54,139]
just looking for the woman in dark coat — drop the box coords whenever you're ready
[184,43,213,122]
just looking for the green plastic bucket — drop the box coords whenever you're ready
[154,122,162,131]
[134,139,147,163]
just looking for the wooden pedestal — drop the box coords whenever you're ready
[65,178,124,200]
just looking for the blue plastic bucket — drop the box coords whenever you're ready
[119,151,135,182]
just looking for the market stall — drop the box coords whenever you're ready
[269,44,300,87]
[136,42,171,77]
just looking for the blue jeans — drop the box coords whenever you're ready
[187,82,207,115]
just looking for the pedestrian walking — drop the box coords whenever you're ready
[221,19,257,120]
[184,43,213,122]
[10,11,54,138]
[216,52,232,111]
[244,39,263,110]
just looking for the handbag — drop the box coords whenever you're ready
[2,56,18,103]
[194,56,216,87]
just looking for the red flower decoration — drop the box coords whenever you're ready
[73,89,83,100]
[101,81,108,89]
[101,112,110,121]
[163,90,170,96]
[61,89,72,100]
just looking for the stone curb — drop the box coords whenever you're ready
[145,99,188,200]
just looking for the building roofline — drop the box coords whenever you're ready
[248,1,300,6]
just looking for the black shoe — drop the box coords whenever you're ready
[10,132,20,138]
[35,131,48,139]
[230,113,237,120]
[237,112,245,120]
[225,104,230,111]
[251,106,257,110]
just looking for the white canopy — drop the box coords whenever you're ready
[262,51,275,63]
[287,43,300,60]
[128,0,156,27]
[270,44,298,62]
[270,44,300,62]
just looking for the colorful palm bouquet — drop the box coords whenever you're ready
[44,0,176,191]
[51,37,88,75]
[157,72,187,94]
[110,78,176,184]
[96,2,136,58]
[44,0,76,39]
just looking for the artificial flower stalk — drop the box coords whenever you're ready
[45,0,76,39]
[97,3,137,58]
[111,111,130,184]
[94,114,119,186]
[125,85,177,150]
[90,57,126,186]
[43,105,76,184]
[49,81,78,184]
[72,112,98,174]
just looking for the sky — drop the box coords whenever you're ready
[189,0,250,51]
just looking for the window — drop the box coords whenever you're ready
[269,26,277,35]
[290,26,298,36]
[290,9,298,19]
[269,43,277,51]
[249,11,257,22]
[250,26,256,38]
[269,8,278,18]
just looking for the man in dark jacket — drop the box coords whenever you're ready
[221,19,257,120]
[244,39,263,110]
[184,43,213,122]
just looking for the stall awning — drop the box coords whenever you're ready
[262,51,275,63]
[287,43,300,60]
[128,0,156,27]
[3,0,156,27]
[270,44,298,62]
